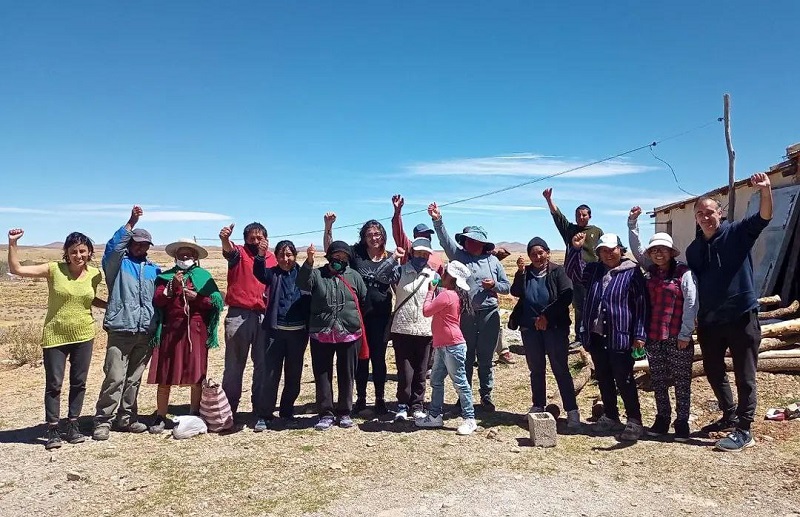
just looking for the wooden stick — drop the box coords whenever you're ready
[759,295,782,306]
[691,336,799,361]
[761,319,800,339]
[692,357,800,377]
[724,93,736,219]
[759,300,800,320]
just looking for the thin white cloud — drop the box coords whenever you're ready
[0,206,51,214]
[57,203,170,211]
[406,154,657,178]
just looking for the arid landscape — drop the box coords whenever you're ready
[1,246,799,517]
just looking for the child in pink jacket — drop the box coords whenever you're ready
[415,261,477,435]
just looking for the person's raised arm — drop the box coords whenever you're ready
[428,202,459,260]
[219,223,235,254]
[323,212,336,252]
[422,287,452,317]
[253,240,276,285]
[753,173,773,222]
[627,206,650,267]
[296,243,316,291]
[391,195,412,254]
[7,229,49,278]
[103,205,141,283]
[374,247,404,285]
[543,188,571,245]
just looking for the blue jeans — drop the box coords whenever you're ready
[429,343,474,419]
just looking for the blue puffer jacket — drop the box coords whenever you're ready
[102,227,161,334]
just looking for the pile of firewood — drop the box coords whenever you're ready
[635,295,800,378]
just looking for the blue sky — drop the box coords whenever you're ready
[1,2,798,252]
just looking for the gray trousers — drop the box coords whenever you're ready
[94,332,152,427]
[222,307,265,416]
[462,307,501,399]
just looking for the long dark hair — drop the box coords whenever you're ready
[353,220,387,258]
[62,232,94,262]
[455,286,474,316]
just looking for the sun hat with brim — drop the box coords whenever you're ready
[455,226,495,252]
[411,237,433,254]
[594,233,624,252]
[645,233,681,257]
[165,238,208,260]
[445,260,471,291]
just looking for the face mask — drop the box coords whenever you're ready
[176,258,195,270]
[409,257,427,272]
[330,258,348,272]
[245,243,260,255]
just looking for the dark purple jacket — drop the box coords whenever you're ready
[565,247,648,350]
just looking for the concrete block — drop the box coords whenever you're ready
[528,411,557,447]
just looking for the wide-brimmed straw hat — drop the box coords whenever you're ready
[165,238,208,260]
[644,233,681,257]
[455,226,495,252]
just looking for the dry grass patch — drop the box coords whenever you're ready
[0,322,42,366]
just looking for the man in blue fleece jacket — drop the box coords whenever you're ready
[686,172,773,452]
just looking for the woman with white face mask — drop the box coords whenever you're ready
[147,239,224,434]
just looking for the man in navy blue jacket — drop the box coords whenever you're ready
[686,172,773,452]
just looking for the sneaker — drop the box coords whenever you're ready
[314,415,336,431]
[375,399,388,415]
[529,405,544,414]
[646,415,670,437]
[595,415,623,433]
[674,420,690,442]
[353,398,367,413]
[65,420,85,444]
[566,409,581,430]
[149,415,167,435]
[415,413,444,428]
[114,421,148,433]
[412,408,427,420]
[338,415,354,428]
[45,425,62,450]
[456,418,478,436]
[619,418,644,442]
[498,351,516,364]
[254,418,269,432]
[700,416,738,435]
[92,424,110,441]
[394,404,409,422]
[481,396,496,412]
[715,429,755,452]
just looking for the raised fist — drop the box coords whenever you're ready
[629,206,642,221]
[572,232,586,250]
[392,194,404,211]
[305,243,316,264]
[516,256,525,271]
[542,188,553,200]
[323,212,337,226]
[8,228,24,244]
[427,202,441,221]
[219,223,235,241]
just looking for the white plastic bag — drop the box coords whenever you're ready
[172,415,208,440]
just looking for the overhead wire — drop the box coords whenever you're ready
[196,118,720,241]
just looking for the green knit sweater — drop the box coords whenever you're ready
[42,262,102,348]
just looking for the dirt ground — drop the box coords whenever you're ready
[1,247,800,517]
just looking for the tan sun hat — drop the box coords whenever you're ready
[165,238,208,260]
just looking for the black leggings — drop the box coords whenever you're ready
[43,340,94,424]
[356,312,390,401]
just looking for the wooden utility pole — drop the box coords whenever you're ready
[724,93,736,219]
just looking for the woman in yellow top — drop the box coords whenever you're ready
[7,228,107,450]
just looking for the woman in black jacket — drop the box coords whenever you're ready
[510,237,580,429]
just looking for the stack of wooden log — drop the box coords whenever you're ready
[635,295,800,378]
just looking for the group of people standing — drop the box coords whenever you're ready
[8,172,773,451]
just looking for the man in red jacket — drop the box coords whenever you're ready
[219,222,277,428]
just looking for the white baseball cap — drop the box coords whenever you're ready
[645,232,680,256]
[594,233,624,252]
[445,260,471,291]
